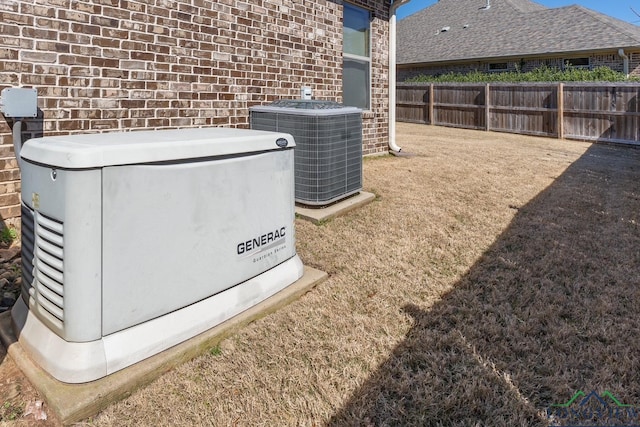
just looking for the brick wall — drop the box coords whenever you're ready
[631,52,640,77]
[398,51,640,81]
[398,62,485,81]
[0,0,391,222]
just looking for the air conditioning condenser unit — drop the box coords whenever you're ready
[250,100,362,206]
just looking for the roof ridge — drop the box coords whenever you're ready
[570,5,640,43]
[503,0,546,14]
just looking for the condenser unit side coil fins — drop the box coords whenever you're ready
[250,100,363,206]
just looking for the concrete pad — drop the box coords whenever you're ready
[295,191,376,224]
[0,266,328,426]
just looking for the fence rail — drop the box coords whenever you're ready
[396,82,640,145]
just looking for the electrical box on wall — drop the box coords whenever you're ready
[300,86,313,100]
[0,88,38,118]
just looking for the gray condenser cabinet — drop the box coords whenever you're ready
[250,100,362,206]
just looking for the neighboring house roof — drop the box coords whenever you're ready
[397,0,640,65]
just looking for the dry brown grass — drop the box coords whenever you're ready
[88,123,640,426]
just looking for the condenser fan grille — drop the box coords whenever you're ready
[251,101,362,206]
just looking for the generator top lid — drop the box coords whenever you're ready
[19,127,295,169]
[250,99,362,116]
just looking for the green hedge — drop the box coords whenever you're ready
[405,65,639,83]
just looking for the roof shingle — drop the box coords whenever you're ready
[397,0,640,65]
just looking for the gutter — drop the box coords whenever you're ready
[618,49,629,78]
[389,0,413,153]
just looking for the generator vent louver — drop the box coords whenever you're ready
[250,100,363,206]
[21,204,35,292]
[20,203,64,332]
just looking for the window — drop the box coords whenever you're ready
[488,62,508,72]
[564,57,590,70]
[343,3,370,110]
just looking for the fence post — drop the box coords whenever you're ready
[557,82,564,139]
[429,83,434,125]
[485,83,491,131]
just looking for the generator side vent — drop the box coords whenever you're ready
[21,204,35,294]
[21,204,65,332]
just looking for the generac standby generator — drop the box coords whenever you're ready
[12,128,304,383]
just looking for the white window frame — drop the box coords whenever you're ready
[343,2,372,110]
[563,57,591,70]
[488,62,509,72]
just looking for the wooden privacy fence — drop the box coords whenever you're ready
[397,82,640,145]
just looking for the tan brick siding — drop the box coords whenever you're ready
[0,0,391,221]
[629,52,640,76]
[398,51,640,81]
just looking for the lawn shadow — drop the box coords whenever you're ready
[327,143,640,426]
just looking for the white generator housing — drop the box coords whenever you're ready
[12,128,303,383]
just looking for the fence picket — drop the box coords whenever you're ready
[397,82,640,145]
